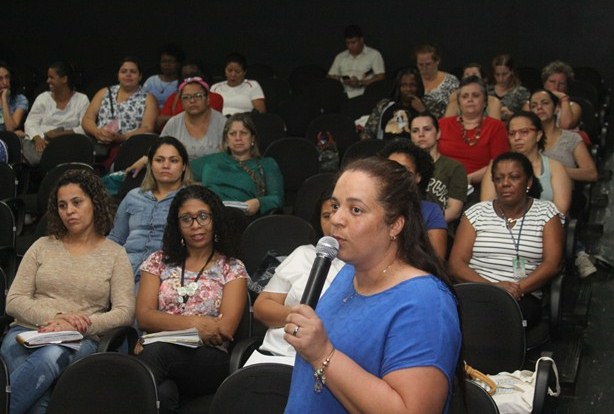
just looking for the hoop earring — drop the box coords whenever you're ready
[214,234,220,243]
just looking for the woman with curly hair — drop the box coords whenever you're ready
[1,169,135,414]
[135,184,248,413]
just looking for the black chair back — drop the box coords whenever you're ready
[47,353,159,414]
[341,139,386,168]
[288,64,327,96]
[263,137,320,207]
[0,164,17,200]
[292,173,335,223]
[277,96,321,137]
[251,112,287,153]
[113,133,159,172]
[0,131,22,164]
[209,363,293,414]
[39,134,94,174]
[239,215,316,276]
[455,283,526,374]
[36,163,94,216]
[306,114,359,158]
[304,78,347,114]
[258,78,291,115]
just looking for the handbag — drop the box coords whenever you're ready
[488,356,560,414]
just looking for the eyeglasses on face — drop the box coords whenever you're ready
[178,212,212,227]
[180,93,207,102]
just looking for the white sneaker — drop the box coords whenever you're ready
[575,251,597,278]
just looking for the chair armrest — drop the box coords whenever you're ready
[532,352,555,414]
[548,274,563,333]
[97,326,139,353]
[228,336,264,374]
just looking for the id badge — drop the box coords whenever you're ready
[512,257,526,280]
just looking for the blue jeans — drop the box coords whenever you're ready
[0,325,98,414]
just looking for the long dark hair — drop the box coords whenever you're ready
[340,157,447,281]
[491,152,543,199]
[390,67,424,102]
[161,185,239,266]
[378,139,434,195]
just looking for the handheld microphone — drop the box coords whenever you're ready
[300,236,340,309]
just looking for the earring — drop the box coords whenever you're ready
[390,234,397,241]
[214,234,220,243]
[181,238,185,246]
[251,141,255,147]
[526,186,530,193]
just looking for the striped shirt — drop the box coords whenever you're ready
[466,199,562,286]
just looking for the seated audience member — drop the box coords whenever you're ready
[360,67,426,140]
[327,25,386,99]
[283,158,461,413]
[438,75,509,185]
[444,62,502,119]
[161,77,226,161]
[380,140,448,259]
[210,53,266,115]
[196,113,283,216]
[23,61,90,165]
[481,111,572,215]
[82,57,158,168]
[248,190,345,366]
[143,44,184,109]
[156,61,224,130]
[0,169,135,414]
[0,61,29,132]
[539,60,582,129]
[136,185,248,414]
[488,54,530,120]
[410,112,467,222]
[109,137,193,283]
[449,152,564,329]
[415,44,459,118]
[529,89,597,182]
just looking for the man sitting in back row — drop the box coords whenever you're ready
[327,25,385,99]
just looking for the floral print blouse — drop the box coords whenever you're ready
[140,251,248,316]
[97,84,147,133]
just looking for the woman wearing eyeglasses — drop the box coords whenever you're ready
[136,185,248,414]
[82,57,158,168]
[160,77,226,161]
[481,111,572,215]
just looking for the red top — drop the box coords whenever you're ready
[159,91,224,118]
[438,116,509,174]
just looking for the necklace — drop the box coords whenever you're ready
[177,249,215,305]
[496,198,529,230]
[343,261,396,303]
[457,115,482,146]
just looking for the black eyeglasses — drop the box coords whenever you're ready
[178,212,212,227]
[180,93,207,102]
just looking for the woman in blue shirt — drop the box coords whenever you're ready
[0,61,29,132]
[109,136,193,283]
[283,158,461,413]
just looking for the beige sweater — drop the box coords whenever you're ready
[7,237,135,336]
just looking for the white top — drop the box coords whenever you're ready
[24,91,89,139]
[328,45,385,98]
[465,199,562,291]
[244,244,345,366]
[160,110,226,160]
[210,79,265,116]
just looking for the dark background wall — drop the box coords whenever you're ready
[3,1,613,91]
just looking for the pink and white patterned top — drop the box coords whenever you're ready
[140,251,248,316]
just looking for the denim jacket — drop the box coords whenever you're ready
[108,188,178,281]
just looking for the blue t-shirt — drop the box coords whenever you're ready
[421,200,447,230]
[0,93,29,131]
[285,264,461,413]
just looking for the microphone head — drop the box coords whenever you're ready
[316,236,339,260]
